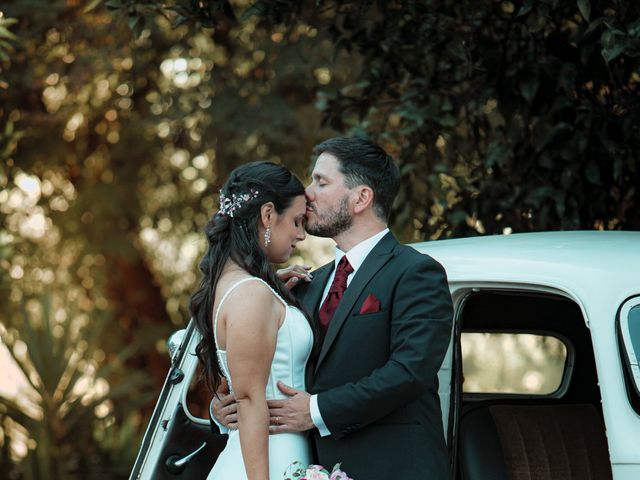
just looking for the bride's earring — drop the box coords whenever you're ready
[264,226,271,247]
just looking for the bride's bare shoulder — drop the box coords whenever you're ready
[217,276,278,314]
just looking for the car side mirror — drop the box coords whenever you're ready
[167,329,186,361]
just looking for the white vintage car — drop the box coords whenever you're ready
[130,231,640,480]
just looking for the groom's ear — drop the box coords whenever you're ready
[260,202,276,227]
[353,186,374,214]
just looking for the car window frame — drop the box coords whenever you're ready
[130,321,199,479]
[181,329,211,425]
[616,294,640,414]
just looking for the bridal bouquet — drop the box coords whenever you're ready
[284,461,353,480]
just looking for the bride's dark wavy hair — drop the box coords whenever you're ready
[190,161,318,393]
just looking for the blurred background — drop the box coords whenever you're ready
[0,0,638,478]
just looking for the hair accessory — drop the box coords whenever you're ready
[264,226,272,247]
[218,188,260,217]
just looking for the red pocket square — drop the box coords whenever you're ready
[359,294,381,314]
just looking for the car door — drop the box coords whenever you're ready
[129,320,227,480]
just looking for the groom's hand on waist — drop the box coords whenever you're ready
[211,379,238,430]
[267,381,313,434]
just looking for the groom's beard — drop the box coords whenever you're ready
[306,196,353,238]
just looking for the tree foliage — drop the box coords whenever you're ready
[1,1,339,475]
[1,296,152,479]
[1,0,638,477]
[117,0,640,237]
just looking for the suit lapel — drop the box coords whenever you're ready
[315,232,397,373]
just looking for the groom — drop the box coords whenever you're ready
[217,137,453,479]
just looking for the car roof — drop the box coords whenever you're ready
[411,231,640,303]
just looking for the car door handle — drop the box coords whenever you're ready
[165,442,207,474]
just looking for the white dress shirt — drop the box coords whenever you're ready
[310,228,389,436]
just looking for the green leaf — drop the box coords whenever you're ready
[83,0,103,13]
[446,40,466,62]
[602,42,627,63]
[172,15,190,28]
[584,17,606,36]
[526,186,556,208]
[485,141,511,168]
[240,3,266,22]
[517,0,535,17]
[128,14,145,38]
[0,397,38,432]
[577,0,590,22]
[519,75,539,102]
[585,160,601,185]
[104,0,123,10]
[603,20,626,35]
[0,18,18,28]
[400,163,416,175]
[527,6,548,32]
[0,27,18,41]
[437,115,457,128]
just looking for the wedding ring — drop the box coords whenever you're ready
[276,416,280,425]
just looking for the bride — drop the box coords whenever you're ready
[189,161,318,480]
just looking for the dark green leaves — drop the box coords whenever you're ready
[577,0,591,22]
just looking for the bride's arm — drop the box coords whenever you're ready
[225,284,280,480]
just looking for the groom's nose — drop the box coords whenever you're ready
[305,184,314,201]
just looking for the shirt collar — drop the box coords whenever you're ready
[334,228,389,273]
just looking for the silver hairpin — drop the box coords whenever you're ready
[218,188,261,217]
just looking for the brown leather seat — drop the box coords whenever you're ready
[459,404,613,480]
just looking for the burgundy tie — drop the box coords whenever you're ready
[318,256,354,334]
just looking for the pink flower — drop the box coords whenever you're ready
[329,470,352,480]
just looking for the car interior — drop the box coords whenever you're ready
[453,290,613,480]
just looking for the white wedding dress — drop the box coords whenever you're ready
[207,277,314,480]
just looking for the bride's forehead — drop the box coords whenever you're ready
[280,195,307,215]
[291,195,307,211]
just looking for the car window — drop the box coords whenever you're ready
[461,332,569,395]
[627,305,640,360]
[186,368,211,421]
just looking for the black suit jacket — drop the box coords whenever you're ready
[297,232,453,480]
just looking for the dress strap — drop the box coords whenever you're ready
[213,277,287,349]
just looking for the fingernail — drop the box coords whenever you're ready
[292,277,298,283]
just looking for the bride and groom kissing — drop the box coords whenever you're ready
[191,137,454,479]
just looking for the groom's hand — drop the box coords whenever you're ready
[267,381,313,433]
[211,378,238,430]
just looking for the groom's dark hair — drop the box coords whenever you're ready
[313,137,400,221]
